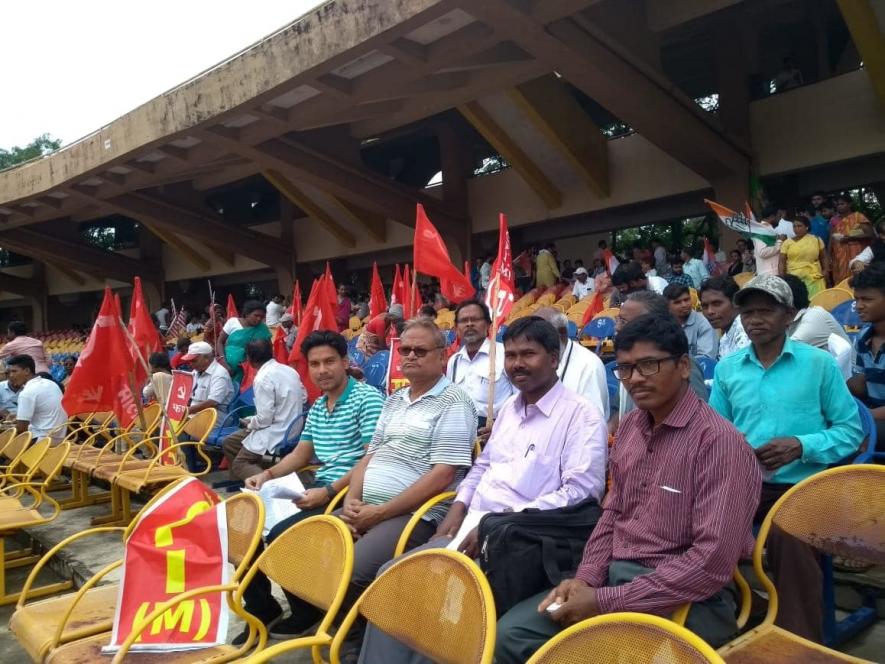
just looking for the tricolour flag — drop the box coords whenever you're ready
[602,249,620,275]
[705,199,777,247]
[703,238,722,277]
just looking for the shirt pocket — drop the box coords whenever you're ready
[513,452,559,497]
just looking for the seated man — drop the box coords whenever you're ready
[0,375,21,420]
[312,319,476,655]
[6,354,67,444]
[535,307,609,417]
[358,316,608,663]
[699,275,751,359]
[848,262,885,439]
[222,339,304,480]
[710,275,863,642]
[496,315,761,663]
[184,341,234,414]
[610,262,667,306]
[356,303,403,357]
[780,274,849,350]
[663,283,717,358]
[234,331,384,642]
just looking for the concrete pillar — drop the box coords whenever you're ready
[137,226,166,308]
[715,11,751,144]
[274,198,297,295]
[436,119,473,263]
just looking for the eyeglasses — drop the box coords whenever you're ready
[613,355,682,380]
[397,345,444,358]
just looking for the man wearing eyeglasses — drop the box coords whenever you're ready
[336,318,477,656]
[495,314,761,664]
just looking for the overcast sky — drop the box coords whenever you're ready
[1,1,321,149]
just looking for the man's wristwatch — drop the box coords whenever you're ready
[325,484,337,499]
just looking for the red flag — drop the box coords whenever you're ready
[272,326,288,364]
[464,261,471,281]
[288,277,338,401]
[390,265,403,307]
[413,204,475,304]
[581,292,606,327]
[401,264,421,318]
[291,280,303,325]
[485,213,516,327]
[226,294,239,320]
[128,277,162,385]
[63,288,139,427]
[369,262,388,319]
[324,262,337,308]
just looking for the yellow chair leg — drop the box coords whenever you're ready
[91,484,129,526]
[58,471,88,509]
[0,535,73,606]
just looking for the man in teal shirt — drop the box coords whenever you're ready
[709,275,863,643]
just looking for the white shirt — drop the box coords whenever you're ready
[242,360,305,455]
[647,275,669,294]
[557,339,609,418]
[446,339,514,419]
[479,262,491,289]
[851,246,874,267]
[789,306,849,351]
[191,360,235,413]
[572,279,594,300]
[222,317,243,335]
[776,218,796,238]
[154,308,170,328]
[17,377,67,444]
[266,301,284,327]
[718,315,751,359]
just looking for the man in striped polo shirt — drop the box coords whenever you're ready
[339,318,477,655]
[496,314,761,663]
[235,330,384,643]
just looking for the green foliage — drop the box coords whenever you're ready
[614,215,718,257]
[0,134,62,171]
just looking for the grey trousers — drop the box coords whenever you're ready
[495,560,738,664]
[221,429,269,480]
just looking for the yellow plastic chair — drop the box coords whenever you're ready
[835,277,853,292]
[394,491,456,556]
[0,442,71,606]
[526,612,726,663]
[0,437,50,499]
[0,428,17,457]
[718,465,883,663]
[43,490,264,664]
[9,479,191,661]
[348,315,362,332]
[0,431,33,476]
[809,287,854,312]
[733,272,754,287]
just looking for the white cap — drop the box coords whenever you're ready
[181,341,214,361]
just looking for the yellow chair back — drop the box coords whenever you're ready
[2,431,32,466]
[333,549,496,664]
[809,287,853,312]
[733,272,754,287]
[36,442,70,483]
[526,612,725,663]
[224,492,264,576]
[0,429,17,457]
[349,316,362,332]
[13,438,51,481]
[179,408,218,443]
[594,307,620,321]
[836,277,853,292]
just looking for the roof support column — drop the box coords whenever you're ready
[436,119,473,265]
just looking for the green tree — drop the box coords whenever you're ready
[0,133,62,171]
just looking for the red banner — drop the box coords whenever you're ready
[288,276,338,401]
[413,204,475,304]
[226,294,239,321]
[387,338,410,395]
[105,478,228,653]
[129,277,163,387]
[158,371,194,463]
[485,213,516,327]
[369,262,388,319]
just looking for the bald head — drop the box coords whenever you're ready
[534,307,569,344]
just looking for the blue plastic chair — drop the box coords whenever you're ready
[205,387,255,447]
[567,321,578,339]
[853,397,879,463]
[693,356,717,381]
[347,336,360,353]
[830,300,862,330]
[581,317,615,355]
[349,348,367,368]
[364,351,390,389]
[270,410,309,459]
[443,329,457,345]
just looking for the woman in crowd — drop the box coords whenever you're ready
[829,194,873,283]
[143,351,173,404]
[779,216,829,298]
[725,250,744,277]
[218,300,271,383]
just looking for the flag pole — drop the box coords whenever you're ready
[486,272,500,426]
[410,267,417,319]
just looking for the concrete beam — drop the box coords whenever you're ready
[462,1,750,182]
[508,74,610,197]
[0,272,46,299]
[836,0,885,112]
[326,197,388,243]
[140,220,212,271]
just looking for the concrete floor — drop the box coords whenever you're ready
[1,478,883,663]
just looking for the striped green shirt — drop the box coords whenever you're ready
[363,376,477,523]
[301,377,385,485]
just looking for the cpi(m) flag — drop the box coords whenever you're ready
[288,276,338,401]
[105,478,228,653]
[705,198,777,247]
[63,288,139,428]
[413,204,475,305]
[225,294,239,321]
[128,277,162,386]
[369,262,388,319]
[485,213,516,328]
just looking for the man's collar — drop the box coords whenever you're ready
[745,335,795,367]
[639,386,700,432]
[857,324,876,350]
[515,380,564,417]
[458,338,491,359]
[320,376,355,408]
[402,375,450,402]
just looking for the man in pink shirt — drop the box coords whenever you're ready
[495,314,761,663]
[0,322,50,375]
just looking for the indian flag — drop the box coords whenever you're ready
[705,199,777,247]
[602,249,620,275]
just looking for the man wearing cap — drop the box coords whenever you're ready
[279,313,297,353]
[709,274,863,642]
[571,267,594,299]
[222,339,305,480]
[357,303,404,358]
[184,341,235,415]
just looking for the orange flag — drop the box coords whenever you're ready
[369,262,388,319]
[226,294,239,320]
[63,288,139,427]
[288,276,338,401]
[413,204,475,304]
[128,277,162,386]
[581,292,605,327]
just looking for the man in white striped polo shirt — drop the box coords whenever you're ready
[235,330,384,643]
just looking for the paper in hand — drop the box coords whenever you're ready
[243,473,307,535]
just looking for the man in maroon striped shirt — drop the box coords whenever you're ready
[495,314,761,663]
